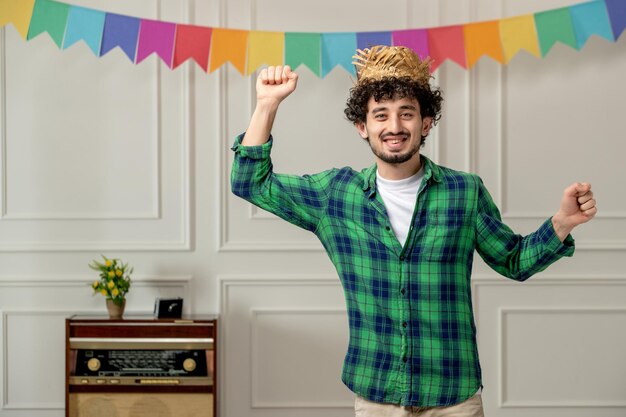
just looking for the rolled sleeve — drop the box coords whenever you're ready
[231,133,273,159]
[539,217,575,257]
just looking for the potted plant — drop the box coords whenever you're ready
[90,255,133,319]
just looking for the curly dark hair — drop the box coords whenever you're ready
[344,76,443,146]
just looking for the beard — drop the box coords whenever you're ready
[366,135,423,164]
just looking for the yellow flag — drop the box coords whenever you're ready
[0,0,36,39]
[247,31,284,75]
[499,15,540,63]
[209,28,249,74]
[464,20,504,68]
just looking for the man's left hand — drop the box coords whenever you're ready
[552,182,597,242]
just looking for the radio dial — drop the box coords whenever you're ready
[87,358,101,372]
[183,358,196,372]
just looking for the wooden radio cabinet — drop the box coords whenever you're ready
[65,315,218,417]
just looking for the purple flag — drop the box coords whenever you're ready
[392,29,429,60]
[100,13,140,62]
[136,19,176,67]
[604,0,626,39]
[357,31,392,50]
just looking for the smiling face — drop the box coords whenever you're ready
[356,96,433,179]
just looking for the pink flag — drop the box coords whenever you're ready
[136,19,176,67]
[392,29,429,61]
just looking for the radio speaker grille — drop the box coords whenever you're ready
[68,393,213,417]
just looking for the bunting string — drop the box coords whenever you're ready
[1,0,625,76]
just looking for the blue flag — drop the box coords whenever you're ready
[569,1,614,47]
[321,33,357,77]
[100,13,140,62]
[64,6,106,55]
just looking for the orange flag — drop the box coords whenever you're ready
[209,28,248,74]
[247,31,284,74]
[463,20,504,68]
[499,15,540,63]
[0,0,36,39]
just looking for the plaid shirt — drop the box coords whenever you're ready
[231,134,575,407]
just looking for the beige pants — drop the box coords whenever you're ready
[355,394,484,417]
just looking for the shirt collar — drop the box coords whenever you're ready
[362,155,442,195]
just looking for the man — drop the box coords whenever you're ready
[231,46,597,416]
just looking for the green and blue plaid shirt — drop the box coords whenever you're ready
[231,134,575,407]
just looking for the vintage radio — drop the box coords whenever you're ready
[65,315,217,417]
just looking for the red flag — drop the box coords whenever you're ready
[173,24,212,71]
[427,25,466,72]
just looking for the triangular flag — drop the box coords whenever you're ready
[464,20,504,67]
[427,25,466,71]
[392,29,429,61]
[285,32,321,76]
[247,31,284,75]
[209,28,248,74]
[27,0,70,48]
[604,0,626,39]
[499,15,540,63]
[100,13,140,62]
[173,24,212,71]
[535,7,578,56]
[569,0,614,47]
[0,0,36,39]
[63,6,105,55]
[136,19,176,67]
[357,31,392,50]
[321,32,357,77]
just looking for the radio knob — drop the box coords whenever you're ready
[87,358,101,372]
[183,358,196,372]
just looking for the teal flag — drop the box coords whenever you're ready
[569,1,614,47]
[64,6,106,55]
[285,33,321,76]
[27,0,70,48]
[321,33,356,77]
[535,7,577,56]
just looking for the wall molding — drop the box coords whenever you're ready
[0,42,160,222]
[0,274,192,410]
[249,308,350,409]
[1,309,97,411]
[0,0,191,251]
[498,306,626,408]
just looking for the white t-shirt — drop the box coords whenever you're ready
[375,168,424,246]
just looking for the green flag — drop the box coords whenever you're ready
[535,7,577,57]
[27,0,70,48]
[285,32,321,77]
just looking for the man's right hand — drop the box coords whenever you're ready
[256,65,299,107]
[242,66,299,147]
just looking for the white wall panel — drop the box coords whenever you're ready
[0,275,191,416]
[474,277,626,417]
[220,276,353,417]
[0,0,190,251]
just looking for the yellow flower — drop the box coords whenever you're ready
[115,269,122,277]
[100,289,107,296]
[105,260,112,267]
[108,271,115,278]
[92,281,99,289]
[107,281,115,289]
[111,288,120,297]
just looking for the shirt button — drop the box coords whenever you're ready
[385,226,391,231]
[402,321,407,328]
[400,256,405,261]
[401,288,406,295]
[402,356,408,362]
